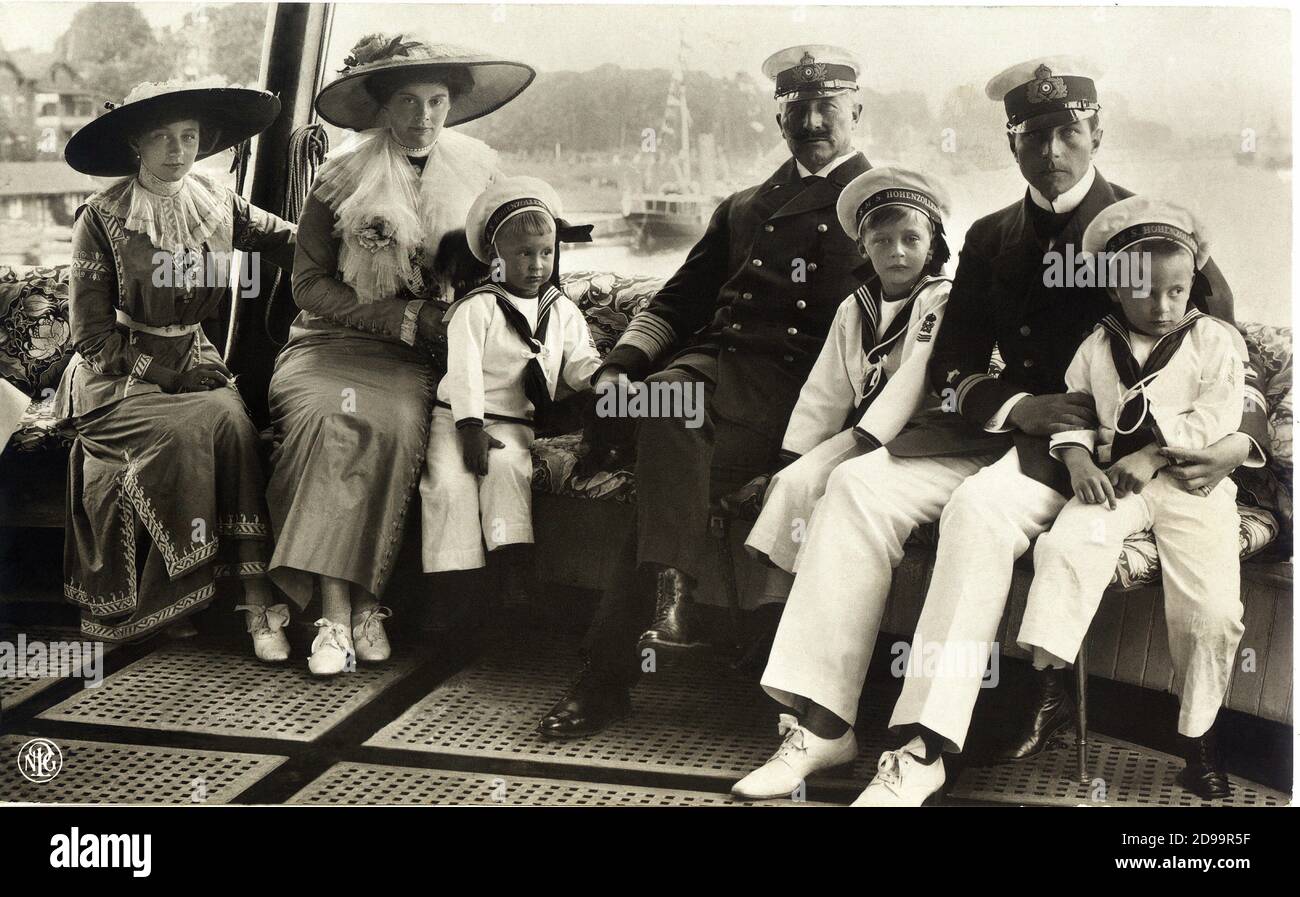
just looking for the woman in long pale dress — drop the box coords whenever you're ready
[265,35,534,675]
[57,80,296,657]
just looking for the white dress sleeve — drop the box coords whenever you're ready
[1048,334,1099,460]
[443,295,492,425]
[558,297,603,392]
[1151,322,1245,450]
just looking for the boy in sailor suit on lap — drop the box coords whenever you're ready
[1015,197,1246,801]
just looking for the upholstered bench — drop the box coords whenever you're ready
[2,263,1292,723]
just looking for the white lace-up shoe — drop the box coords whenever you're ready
[851,736,946,807]
[351,605,393,663]
[235,603,291,663]
[308,619,354,677]
[731,714,857,800]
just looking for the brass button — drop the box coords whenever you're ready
[731,323,742,331]
[1019,325,1031,337]
[808,262,818,271]
[752,258,763,267]
[742,292,753,300]
[727,346,737,353]
[1022,358,1034,368]
[817,223,828,233]
[795,300,807,310]
[764,224,774,232]
[783,354,795,362]
[787,327,798,336]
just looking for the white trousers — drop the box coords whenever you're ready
[1017,474,1242,738]
[761,447,996,727]
[745,429,867,572]
[420,406,534,572]
[887,449,1069,751]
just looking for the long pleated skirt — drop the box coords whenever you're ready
[265,333,436,610]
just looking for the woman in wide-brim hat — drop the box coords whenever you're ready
[265,34,534,676]
[54,77,297,657]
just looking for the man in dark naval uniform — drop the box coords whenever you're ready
[749,56,1269,806]
[537,45,873,739]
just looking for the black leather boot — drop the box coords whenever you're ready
[636,566,708,655]
[537,659,631,740]
[1176,724,1232,801]
[993,666,1076,762]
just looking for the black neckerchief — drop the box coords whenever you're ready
[472,282,563,416]
[845,276,936,427]
[1100,309,1204,461]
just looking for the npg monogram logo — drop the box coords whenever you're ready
[17,738,63,783]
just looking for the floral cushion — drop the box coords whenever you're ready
[1232,322,1293,533]
[560,271,660,358]
[1,390,72,456]
[0,265,73,396]
[531,433,635,503]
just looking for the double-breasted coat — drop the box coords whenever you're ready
[604,152,873,458]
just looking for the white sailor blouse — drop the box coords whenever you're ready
[782,275,951,457]
[439,282,603,426]
[1049,312,1244,466]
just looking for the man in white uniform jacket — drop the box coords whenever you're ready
[745,167,953,574]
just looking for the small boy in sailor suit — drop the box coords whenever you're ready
[420,176,602,574]
[1015,196,1245,800]
[743,166,953,574]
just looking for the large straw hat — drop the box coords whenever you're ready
[315,33,535,131]
[64,77,280,177]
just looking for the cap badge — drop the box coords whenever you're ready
[1027,64,1068,104]
[797,52,827,83]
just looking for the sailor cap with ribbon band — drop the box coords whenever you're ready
[467,176,564,264]
[836,166,952,240]
[761,45,860,102]
[985,55,1101,134]
[1082,196,1211,270]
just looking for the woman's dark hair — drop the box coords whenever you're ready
[127,116,222,156]
[364,66,475,107]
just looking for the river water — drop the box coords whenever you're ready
[564,157,1293,328]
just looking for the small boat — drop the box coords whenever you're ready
[621,48,727,250]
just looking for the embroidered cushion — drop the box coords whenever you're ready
[531,432,635,503]
[0,265,73,396]
[559,271,660,358]
[1232,322,1292,535]
[1,391,72,456]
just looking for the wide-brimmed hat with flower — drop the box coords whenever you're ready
[315,33,535,131]
[64,76,281,177]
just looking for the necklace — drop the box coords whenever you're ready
[389,132,435,158]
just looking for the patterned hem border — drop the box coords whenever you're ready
[80,582,216,642]
[212,561,269,579]
[62,580,136,616]
[120,462,220,579]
